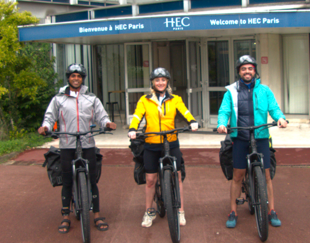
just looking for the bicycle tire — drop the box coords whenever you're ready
[78,172,91,243]
[163,170,180,243]
[244,174,254,215]
[253,166,269,242]
[155,180,165,218]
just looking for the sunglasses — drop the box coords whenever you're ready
[154,68,167,76]
[69,64,83,72]
[239,55,256,63]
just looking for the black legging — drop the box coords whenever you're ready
[60,147,100,214]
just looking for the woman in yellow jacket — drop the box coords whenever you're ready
[128,67,198,228]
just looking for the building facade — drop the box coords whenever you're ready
[17,0,310,127]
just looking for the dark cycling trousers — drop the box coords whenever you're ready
[60,147,100,213]
[143,147,182,173]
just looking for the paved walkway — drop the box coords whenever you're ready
[0,164,309,243]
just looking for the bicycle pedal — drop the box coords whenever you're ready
[236,198,247,205]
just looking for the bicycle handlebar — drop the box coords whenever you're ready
[45,127,113,138]
[213,120,289,133]
[136,126,191,138]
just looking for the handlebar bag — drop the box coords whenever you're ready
[43,146,62,187]
[219,134,233,180]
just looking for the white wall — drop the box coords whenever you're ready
[259,33,283,109]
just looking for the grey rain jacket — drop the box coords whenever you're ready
[42,85,111,149]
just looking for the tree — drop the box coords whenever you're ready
[0,1,58,138]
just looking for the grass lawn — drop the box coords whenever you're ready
[0,133,52,162]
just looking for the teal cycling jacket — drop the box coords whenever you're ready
[217,79,286,139]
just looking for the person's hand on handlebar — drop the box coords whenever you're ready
[128,131,136,139]
[106,122,117,130]
[190,122,199,131]
[217,125,227,134]
[38,126,48,136]
[277,118,287,128]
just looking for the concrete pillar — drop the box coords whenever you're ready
[119,0,127,5]
[132,4,139,16]
[258,33,283,109]
[242,0,249,7]
[70,0,78,5]
[184,0,191,12]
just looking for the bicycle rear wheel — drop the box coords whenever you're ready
[155,178,165,218]
[243,173,254,215]
[163,170,180,243]
[253,166,269,242]
[78,172,91,243]
[72,197,80,220]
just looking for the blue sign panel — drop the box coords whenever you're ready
[19,12,310,41]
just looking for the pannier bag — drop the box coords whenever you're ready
[43,146,103,187]
[130,138,186,185]
[130,138,146,185]
[219,134,233,180]
[219,135,277,180]
[95,147,103,183]
[43,146,62,187]
[269,136,276,180]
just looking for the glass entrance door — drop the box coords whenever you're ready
[186,40,203,125]
[125,42,152,125]
[206,40,230,127]
[204,38,256,127]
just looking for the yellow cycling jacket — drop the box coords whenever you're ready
[129,93,195,144]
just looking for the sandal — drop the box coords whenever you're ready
[58,219,71,234]
[94,217,109,231]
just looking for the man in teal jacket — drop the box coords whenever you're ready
[217,55,287,228]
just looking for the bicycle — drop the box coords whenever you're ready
[46,125,112,243]
[136,126,192,243]
[216,121,282,242]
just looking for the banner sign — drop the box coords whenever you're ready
[19,12,310,41]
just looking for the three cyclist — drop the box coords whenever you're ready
[38,63,116,234]
[217,55,287,228]
[127,67,199,228]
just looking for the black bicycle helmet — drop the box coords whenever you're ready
[236,55,257,73]
[65,63,87,80]
[150,67,171,81]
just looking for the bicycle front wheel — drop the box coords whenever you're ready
[163,170,180,243]
[78,172,91,243]
[253,166,269,242]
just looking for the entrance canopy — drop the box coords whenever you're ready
[18,11,310,44]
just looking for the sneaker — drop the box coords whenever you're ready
[141,208,156,227]
[226,211,238,228]
[268,210,281,227]
[178,211,186,226]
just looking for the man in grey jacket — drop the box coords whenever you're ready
[38,63,116,233]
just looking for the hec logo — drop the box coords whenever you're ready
[164,17,190,30]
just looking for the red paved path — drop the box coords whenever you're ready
[2,148,310,243]
[0,165,310,243]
